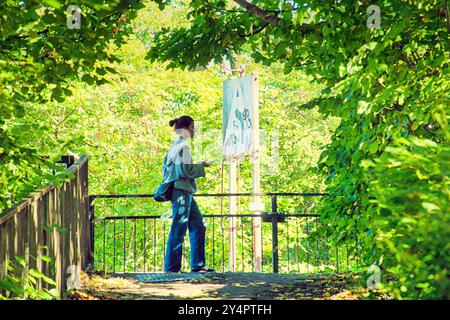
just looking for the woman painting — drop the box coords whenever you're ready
[161,115,215,273]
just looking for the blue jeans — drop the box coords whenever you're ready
[164,188,206,272]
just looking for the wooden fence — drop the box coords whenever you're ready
[0,155,91,297]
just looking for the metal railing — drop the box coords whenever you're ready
[89,193,361,274]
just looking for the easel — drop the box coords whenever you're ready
[221,62,262,272]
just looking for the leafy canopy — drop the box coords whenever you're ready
[0,0,144,209]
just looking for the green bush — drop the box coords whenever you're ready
[0,255,59,300]
[363,136,449,299]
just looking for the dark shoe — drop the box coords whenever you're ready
[164,270,180,274]
[191,267,215,273]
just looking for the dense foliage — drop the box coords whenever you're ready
[0,0,144,210]
[146,0,450,299]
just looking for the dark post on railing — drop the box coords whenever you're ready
[57,155,75,168]
[88,196,95,269]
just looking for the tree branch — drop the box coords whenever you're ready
[232,0,281,26]
[2,29,49,44]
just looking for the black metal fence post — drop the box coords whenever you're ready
[88,196,95,270]
[271,195,279,273]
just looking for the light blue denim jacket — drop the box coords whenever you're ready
[162,137,205,194]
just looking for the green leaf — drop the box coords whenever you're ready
[421,202,439,212]
[369,141,378,154]
[357,101,369,114]
[42,0,62,9]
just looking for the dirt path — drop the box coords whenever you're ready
[71,272,364,300]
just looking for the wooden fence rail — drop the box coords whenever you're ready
[0,155,91,297]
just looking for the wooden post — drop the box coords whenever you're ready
[251,71,262,272]
[228,158,237,272]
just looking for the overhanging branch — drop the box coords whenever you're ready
[232,0,281,26]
